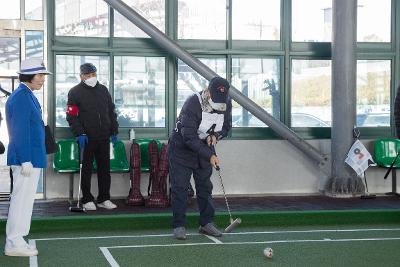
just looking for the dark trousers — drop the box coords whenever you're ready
[81,139,111,204]
[169,159,214,228]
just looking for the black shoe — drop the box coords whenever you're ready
[199,223,222,237]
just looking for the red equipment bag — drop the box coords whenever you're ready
[146,141,169,207]
[126,141,145,206]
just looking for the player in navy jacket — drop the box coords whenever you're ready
[168,77,232,240]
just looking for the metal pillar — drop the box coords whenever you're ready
[327,0,363,196]
[103,0,329,173]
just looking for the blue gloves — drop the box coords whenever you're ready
[76,135,117,150]
[77,135,88,150]
[111,135,118,147]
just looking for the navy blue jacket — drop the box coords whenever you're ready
[6,83,47,168]
[169,92,232,169]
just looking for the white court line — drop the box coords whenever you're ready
[32,227,400,241]
[29,239,38,267]
[107,242,216,249]
[101,243,216,267]
[102,237,400,250]
[100,237,400,266]
[223,228,400,235]
[31,229,400,267]
[34,233,177,241]
[204,235,223,244]
[100,247,120,267]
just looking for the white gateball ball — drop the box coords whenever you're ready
[263,247,273,258]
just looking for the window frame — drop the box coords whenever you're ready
[47,0,398,141]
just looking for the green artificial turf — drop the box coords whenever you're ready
[0,209,399,266]
[1,209,398,234]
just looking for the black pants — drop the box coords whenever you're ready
[169,158,214,228]
[81,139,111,204]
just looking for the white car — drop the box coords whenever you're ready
[357,113,390,127]
[233,113,329,127]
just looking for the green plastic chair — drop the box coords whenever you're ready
[53,139,79,173]
[92,140,129,172]
[110,140,130,173]
[374,138,400,168]
[135,138,162,172]
[374,138,400,195]
[53,139,79,199]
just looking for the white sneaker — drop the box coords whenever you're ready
[82,201,97,211]
[5,244,38,257]
[97,200,117,209]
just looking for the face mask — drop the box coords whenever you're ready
[84,77,97,87]
[208,99,226,111]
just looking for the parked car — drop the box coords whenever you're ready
[356,113,368,126]
[357,113,390,127]
[233,113,329,127]
[232,114,267,127]
[291,113,329,127]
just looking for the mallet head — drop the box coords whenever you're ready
[224,218,241,233]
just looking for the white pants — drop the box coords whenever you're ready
[6,166,40,248]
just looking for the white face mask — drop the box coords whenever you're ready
[84,77,97,87]
[208,98,227,111]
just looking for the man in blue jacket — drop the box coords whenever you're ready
[168,77,232,240]
[5,58,51,257]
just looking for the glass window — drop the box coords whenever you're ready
[178,0,226,40]
[0,80,10,194]
[232,0,280,41]
[292,0,332,42]
[293,0,391,43]
[0,77,15,196]
[25,0,43,20]
[114,56,166,127]
[55,0,109,37]
[25,31,44,59]
[0,38,20,76]
[0,37,20,196]
[358,0,391,42]
[55,55,110,127]
[0,45,20,182]
[114,0,165,38]
[291,60,331,127]
[0,79,15,96]
[231,58,280,127]
[357,60,390,127]
[0,1,20,19]
[177,58,226,115]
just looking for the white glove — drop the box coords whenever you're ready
[21,162,33,177]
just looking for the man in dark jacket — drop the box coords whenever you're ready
[168,76,232,240]
[66,63,119,211]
